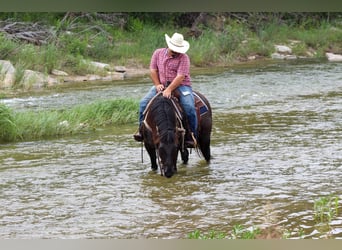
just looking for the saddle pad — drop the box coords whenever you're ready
[194,92,209,116]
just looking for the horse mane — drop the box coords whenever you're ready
[148,95,177,144]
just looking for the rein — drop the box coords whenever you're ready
[155,148,164,176]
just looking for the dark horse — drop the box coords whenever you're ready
[141,91,212,178]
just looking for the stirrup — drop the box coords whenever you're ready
[185,132,197,148]
[133,128,143,142]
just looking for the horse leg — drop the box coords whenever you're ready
[145,143,158,171]
[180,148,189,164]
[198,134,211,162]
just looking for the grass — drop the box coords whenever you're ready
[314,195,339,224]
[187,225,262,239]
[0,103,18,142]
[187,195,341,239]
[1,17,341,79]
[0,99,138,143]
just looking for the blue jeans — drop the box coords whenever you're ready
[138,85,198,138]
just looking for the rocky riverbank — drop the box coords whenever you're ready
[0,59,149,90]
[1,44,341,91]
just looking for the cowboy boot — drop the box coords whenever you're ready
[133,126,143,142]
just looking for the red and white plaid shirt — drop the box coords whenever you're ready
[150,48,191,86]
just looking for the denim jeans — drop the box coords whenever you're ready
[138,85,198,138]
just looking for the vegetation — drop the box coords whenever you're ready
[0,103,17,142]
[0,12,341,76]
[1,12,341,141]
[187,225,261,239]
[314,195,339,224]
[187,195,341,239]
[0,99,138,143]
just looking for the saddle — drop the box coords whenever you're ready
[143,91,209,130]
[172,91,209,127]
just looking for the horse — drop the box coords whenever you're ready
[141,91,212,178]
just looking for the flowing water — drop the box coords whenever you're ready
[0,60,341,239]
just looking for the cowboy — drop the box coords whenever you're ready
[133,32,197,147]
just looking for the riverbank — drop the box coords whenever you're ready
[1,47,340,94]
[1,13,341,93]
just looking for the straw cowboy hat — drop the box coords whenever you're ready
[165,32,190,54]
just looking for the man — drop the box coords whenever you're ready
[133,32,197,147]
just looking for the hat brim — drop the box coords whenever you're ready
[165,34,190,54]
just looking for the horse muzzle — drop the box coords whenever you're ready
[162,164,176,178]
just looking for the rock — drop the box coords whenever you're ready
[275,45,292,54]
[114,66,126,73]
[52,69,69,76]
[271,53,286,60]
[0,60,16,88]
[88,61,111,70]
[20,70,58,89]
[104,72,125,80]
[271,53,297,60]
[285,55,297,60]
[326,52,342,62]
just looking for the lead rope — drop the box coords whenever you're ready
[171,98,186,152]
[141,141,144,163]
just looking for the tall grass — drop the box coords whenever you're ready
[1,16,341,75]
[0,99,138,142]
[0,103,18,142]
[257,21,342,57]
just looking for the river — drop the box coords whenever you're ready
[0,59,341,239]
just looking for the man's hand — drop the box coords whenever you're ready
[156,84,164,92]
[163,88,172,98]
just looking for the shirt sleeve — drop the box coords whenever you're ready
[150,49,161,70]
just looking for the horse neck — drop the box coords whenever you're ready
[151,97,177,143]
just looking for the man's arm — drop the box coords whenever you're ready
[150,69,164,92]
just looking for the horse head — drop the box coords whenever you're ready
[143,94,181,178]
[157,129,179,178]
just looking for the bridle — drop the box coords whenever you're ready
[142,95,185,176]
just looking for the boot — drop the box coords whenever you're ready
[133,126,143,142]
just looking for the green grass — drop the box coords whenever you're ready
[314,195,339,224]
[187,195,341,239]
[0,99,138,143]
[0,103,18,142]
[1,16,341,78]
[187,225,261,239]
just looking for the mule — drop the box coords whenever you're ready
[141,91,212,178]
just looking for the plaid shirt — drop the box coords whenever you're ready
[150,48,191,86]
